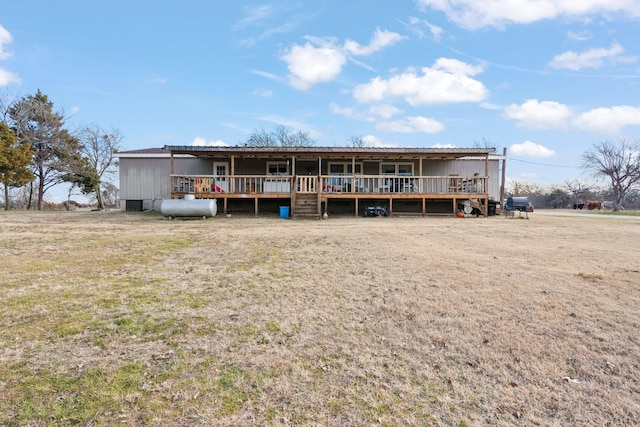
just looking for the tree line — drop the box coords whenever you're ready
[506,140,640,211]
[506,177,640,210]
[0,90,121,211]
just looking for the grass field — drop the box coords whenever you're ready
[1,211,639,426]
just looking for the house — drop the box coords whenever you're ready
[116,145,506,217]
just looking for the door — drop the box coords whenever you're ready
[213,162,229,192]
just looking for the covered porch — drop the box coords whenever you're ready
[167,146,502,217]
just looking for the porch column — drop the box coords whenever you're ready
[170,152,174,197]
[419,156,423,192]
[484,153,489,193]
[317,157,322,216]
[231,155,235,193]
[291,156,296,216]
[500,147,507,208]
[352,156,356,193]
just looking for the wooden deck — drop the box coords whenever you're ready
[170,174,491,217]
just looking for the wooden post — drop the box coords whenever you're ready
[230,155,235,193]
[317,157,322,217]
[352,156,356,193]
[484,152,489,183]
[291,156,296,217]
[419,157,423,193]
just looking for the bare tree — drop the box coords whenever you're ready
[246,124,316,147]
[472,138,499,152]
[77,125,122,210]
[582,139,640,211]
[347,134,369,148]
[246,127,276,147]
[101,182,120,209]
[564,179,591,204]
[506,179,544,197]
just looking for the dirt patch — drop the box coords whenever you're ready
[1,211,639,425]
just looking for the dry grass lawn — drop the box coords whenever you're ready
[0,211,639,426]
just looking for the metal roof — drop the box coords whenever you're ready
[114,147,171,158]
[164,145,496,160]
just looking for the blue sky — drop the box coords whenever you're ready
[2,0,640,192]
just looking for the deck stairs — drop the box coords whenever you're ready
[469,199,486,216]
[293,193,320,218]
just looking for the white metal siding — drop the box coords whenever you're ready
[119,157,203,210]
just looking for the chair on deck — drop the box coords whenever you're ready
[448,174,461,193]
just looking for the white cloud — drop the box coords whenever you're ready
[329,102,372,121]
[433,57,483,75]
[330,102,402,122]
[549,42,636,70]
[480,102,503,111]
[416,0,640,30]
[234,5,274,30]
[0,25,12,60]
[376,116,445,133]
[251,88,273,97]
[503,99,573,129]
[362,135,398,148]
[190,137,229,147]
[281,40,346,90]
[573,106,640,134]
[251,69,284,82]
[369,104,402,119]
[281,29,403,90]
[0,26,19,86]
[353,58,488,106]
[566,30,591,41]
[504,99,640,134]
[0,68,20,86]
[343,29,404,56]
[407,17,444,41]
[510,141,556,157]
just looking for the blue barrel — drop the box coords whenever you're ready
[279,206,290,218]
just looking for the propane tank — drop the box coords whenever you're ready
[160,196,217,219]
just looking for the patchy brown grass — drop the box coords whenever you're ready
[0,211,639,426]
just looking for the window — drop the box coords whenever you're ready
[267,161,288,175]
[328,162,362,175]
[327,162,363,191]
[380,163,413,175]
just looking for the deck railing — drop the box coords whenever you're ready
[320,175,486,194]
[171,175,487,195]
